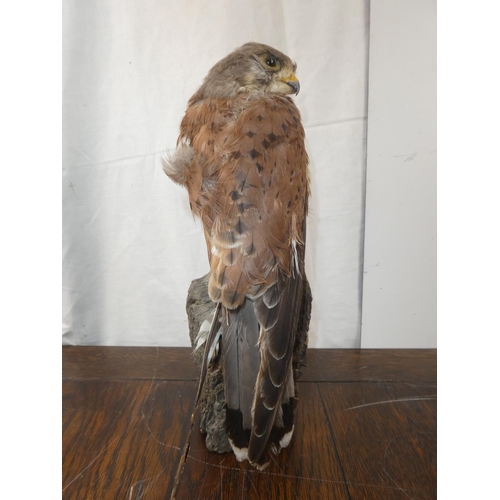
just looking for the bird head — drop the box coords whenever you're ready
[196,42,300,100]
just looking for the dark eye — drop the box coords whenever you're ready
[266,55,277,67]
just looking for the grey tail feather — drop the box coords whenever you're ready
[222,300,261,459]
[195,302,222,405]
[247,270,302,465]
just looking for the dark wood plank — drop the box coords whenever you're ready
[302,349,436,383]
[63,347,436,383]
[62,348,437,499]
[62,379,197,500]
[174,382,350,500]
[317,382,437,499]
[62,346,199,381]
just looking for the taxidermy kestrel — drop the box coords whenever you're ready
[163,42,310,469]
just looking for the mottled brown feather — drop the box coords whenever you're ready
[178,95,308,308]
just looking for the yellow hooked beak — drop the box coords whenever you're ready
[281,74,300,95]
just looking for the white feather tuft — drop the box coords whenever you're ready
[162,142,194,186]
[194,308,221,362]
[279,426,294,449]
[291,239,301,278]
[228,438,249,462]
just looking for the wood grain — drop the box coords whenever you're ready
[318,382,437,499]
[63,379,196,499]
[62,346,199,381]
[62,347,437,499]
[302,349,436,383]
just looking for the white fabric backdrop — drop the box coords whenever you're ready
[62,0,369,347]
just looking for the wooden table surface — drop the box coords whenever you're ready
[63,347,436,499]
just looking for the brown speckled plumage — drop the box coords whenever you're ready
[163,42,310,469]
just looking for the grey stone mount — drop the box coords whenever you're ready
[186,273,312,453]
